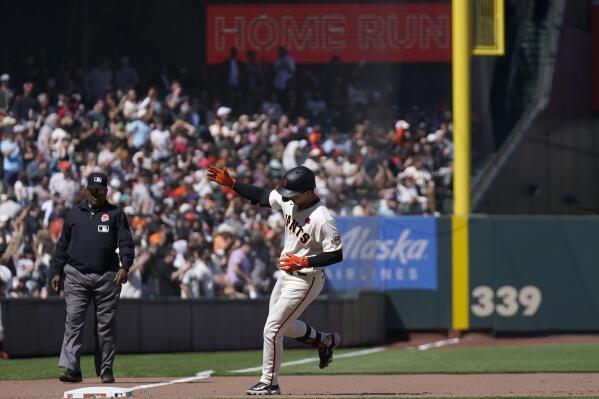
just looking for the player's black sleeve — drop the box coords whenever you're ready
[308,249,343,268]
[233,182,271,207]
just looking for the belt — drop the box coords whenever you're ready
[286,270,309,276]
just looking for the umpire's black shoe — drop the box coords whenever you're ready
[59,369,82,383]
[246,381,281,395]
[101,369,115,383]
[318,332,341,369]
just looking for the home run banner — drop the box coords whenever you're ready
[206,3,451,63]
[326,217,437,291]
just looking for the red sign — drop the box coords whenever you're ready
[206,3,451,63]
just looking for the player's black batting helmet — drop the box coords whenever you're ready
[276,166,316,198]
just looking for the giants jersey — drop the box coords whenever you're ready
[269,190,342,271]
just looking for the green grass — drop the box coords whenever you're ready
[288,343,599,375]
[1,343,599,380]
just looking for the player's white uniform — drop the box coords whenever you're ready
[259,190,342,386]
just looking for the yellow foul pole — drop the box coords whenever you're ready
[451,0,470,330]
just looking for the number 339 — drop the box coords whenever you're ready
[471,285,542,317]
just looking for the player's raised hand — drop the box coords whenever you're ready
[207,166,235,188]
[279,252,309,272]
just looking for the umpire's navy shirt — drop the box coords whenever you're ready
[49,202,135,277]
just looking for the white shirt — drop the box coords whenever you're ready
[123,99,138,120]
[49,173,79,204]
[402,165,432,188]
[37,124,52,155]
[120,269,142,299]
[397,184,421,204]
[182,259,213,298]
[14,180,30,204]
[269,190,342,272]
[98,148,121,170]
[150,128,171,159]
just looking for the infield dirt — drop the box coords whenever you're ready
[1,374,599,398]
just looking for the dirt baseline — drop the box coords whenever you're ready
[1,374,599,398]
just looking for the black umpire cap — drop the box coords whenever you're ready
[276,166,315,198]
[87,172,108,189]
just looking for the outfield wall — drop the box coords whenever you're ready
[468,216,599,331]
[0,292,385,357]
[385,216,599,332]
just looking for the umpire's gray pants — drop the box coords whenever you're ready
[59,265,121,374]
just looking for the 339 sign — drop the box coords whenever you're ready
[471,285,542,317]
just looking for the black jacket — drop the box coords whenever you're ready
[49,202,135,277]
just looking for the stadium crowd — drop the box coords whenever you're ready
[0,50,454,301]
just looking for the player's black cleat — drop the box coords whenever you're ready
[246,382,281,395]
[101,369,115,383]
[318,332,341,369]
[59,369,82,383]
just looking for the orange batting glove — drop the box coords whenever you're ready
[207,166,236,188]
[279,252,309,272]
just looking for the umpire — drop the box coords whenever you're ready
[49,172,135,383]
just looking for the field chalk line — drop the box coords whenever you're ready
[230,337,461,373]
[129,369,213,391]
[409,338,461,351]
[230,347,386,373]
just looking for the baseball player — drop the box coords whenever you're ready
[207,165,343,395]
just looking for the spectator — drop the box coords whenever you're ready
[84,60,113,104]
[37,113,57,156]
[115,56,139,93]
[121,89,138,120]
[180,251,214,298]
[126,112,152,150]
[153,248,180,297]
[225,235,256,299]
[165,80,185,113]
[221,47,244,111]
[48,162,79,206]
[150,117,171,161]
[97,139,121,173]
[0,263,13,297]
[273,47,295,108]
[11,82,36,122]
[0,74,13,113]
[50,118,73,160]
[248,232,273,296]
[245,50,266,112]
[120,247,149,299]
[1,125,23,188]
[397,175,426,214]
[351,198,375,216]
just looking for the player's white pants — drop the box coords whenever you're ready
[260,270,324,385]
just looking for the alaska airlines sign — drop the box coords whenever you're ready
[327,217,438,291]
